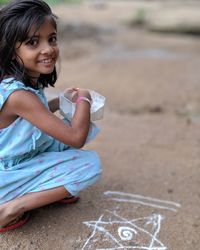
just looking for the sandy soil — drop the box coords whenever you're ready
[1,1,200,249]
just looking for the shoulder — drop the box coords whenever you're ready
[0,86,47,127]
[1,78,42,111]
[1,76,45,115]
[8,89,45,114]
[1,78,42,105]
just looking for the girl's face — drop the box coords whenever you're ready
[15,17,59,82]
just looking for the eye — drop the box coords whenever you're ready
[49,35,57,45]
[26,38,38,47]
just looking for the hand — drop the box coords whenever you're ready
[64,87,79,102]
[64,87,91,103]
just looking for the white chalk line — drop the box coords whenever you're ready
[82,210,166,250]
[148,214,162,249]
[104,191,181,212]
[82,213,125,249]
[105,198,177,212]
[81,214,104,250]
[110,210,165,249]
[104,191,181,207]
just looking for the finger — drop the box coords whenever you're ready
[73,87,79,91]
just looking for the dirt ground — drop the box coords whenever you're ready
[1,1,200,249]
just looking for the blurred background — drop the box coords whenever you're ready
[46,0,200,121]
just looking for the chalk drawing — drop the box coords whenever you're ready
[82,210,166,250]
[104,191,181,212]
[81,191,181,250]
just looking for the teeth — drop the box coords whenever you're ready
[42,58,53,63]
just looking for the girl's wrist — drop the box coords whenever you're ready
[76,96,92,106]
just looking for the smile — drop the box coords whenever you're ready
[39,58,54,64]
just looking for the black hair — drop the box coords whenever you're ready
[0,0,58,88]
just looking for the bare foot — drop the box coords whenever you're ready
[1,214,25,228]
[0,202,24,227]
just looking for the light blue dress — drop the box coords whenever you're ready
[0,79,102,205]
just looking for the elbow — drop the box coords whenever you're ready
[75,143,85,149]
[70,134,87,149]
[72,141,85,149]
[67,126,89,149]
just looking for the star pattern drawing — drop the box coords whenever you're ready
[81,210,167,250]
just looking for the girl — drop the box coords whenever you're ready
[0,0,102,232]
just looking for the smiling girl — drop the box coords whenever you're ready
[0,0,102,232]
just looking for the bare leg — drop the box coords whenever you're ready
[0,186,70,227]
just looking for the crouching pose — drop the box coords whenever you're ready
[0,0,102,232]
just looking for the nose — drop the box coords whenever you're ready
[40,43,54,55]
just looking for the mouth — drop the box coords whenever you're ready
[39,58,55,64]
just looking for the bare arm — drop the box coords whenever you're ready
[6,90,91,148]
